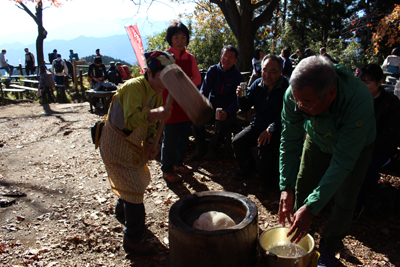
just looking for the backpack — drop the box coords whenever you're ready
[40,71,55,88]
[122,65,131,78]
[48,53,55,64]
[54,60,64,73]
[107,68,120,84]
[65,60,73,75]
[100,82,118,91]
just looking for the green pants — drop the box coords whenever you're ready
[294,134,373,252]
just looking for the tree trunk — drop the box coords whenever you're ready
[17,1,47,68]
[35,2,47,67]
[210,0,280,73]
[236,27,257,72]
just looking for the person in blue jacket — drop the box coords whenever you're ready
[190,45,244,161]
[232,54,289,193]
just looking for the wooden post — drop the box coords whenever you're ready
[79,70,84,96]
[73,58,77,93]
[18,64,23,76]
[73,60,86,94]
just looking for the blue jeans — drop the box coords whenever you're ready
[161,121,192,173]
[3,64,13,76]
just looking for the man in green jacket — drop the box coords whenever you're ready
[278,56,375,267]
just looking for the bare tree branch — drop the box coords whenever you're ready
[16,2,39,25]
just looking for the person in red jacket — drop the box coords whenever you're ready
[161,21,201,182]
[116,62,129,81]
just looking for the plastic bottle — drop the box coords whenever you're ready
[395,81,400,99]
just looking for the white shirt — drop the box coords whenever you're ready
[0,53,7,67]
[51,59,68,76]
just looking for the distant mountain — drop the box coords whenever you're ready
[1,34,149,66]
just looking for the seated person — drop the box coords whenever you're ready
[354,63,400,220]
[116,62,130,81]
[190,45,244,161]
[107,61,122,84]
[88,56,108,91]
[382,47,400,78]
[232,54,289,193]
[0,49,14,76]
[247,49,264,86]
[88,56,108,110]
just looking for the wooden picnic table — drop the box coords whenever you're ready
[85,89,117,112]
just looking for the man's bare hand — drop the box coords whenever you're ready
[236,86,244,98]
[147,138,158,159]
[257,128,272,146]
[278,189,294,227]
[218,110,228,121]
[287,205,313,244]
[148,106,172,122]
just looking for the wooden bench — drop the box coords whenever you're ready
[20,79,67,99]
[20,79,39,88]
[9,84,38,92]
[0,87,26,102]
[85,89,117,112]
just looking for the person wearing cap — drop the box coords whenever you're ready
[99,51,174,256]
[69,49,79,62]
[53,49,58,57]
[107,61,122,84]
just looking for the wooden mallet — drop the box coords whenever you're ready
[152,64,214,152]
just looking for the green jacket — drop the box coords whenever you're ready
[108,76,163,140]
[279,64,376,215]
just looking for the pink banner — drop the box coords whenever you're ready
[125,25,146,73]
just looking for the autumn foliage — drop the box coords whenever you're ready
[13,0,63,7]
[372,4,400,54]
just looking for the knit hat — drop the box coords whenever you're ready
[144,51,175,69]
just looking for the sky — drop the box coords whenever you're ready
[1,0,196,43]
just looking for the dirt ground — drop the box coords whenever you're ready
[0,102,400,267]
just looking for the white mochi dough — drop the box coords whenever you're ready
[192,211,236,231]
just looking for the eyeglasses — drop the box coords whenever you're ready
[289,93,321,111]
